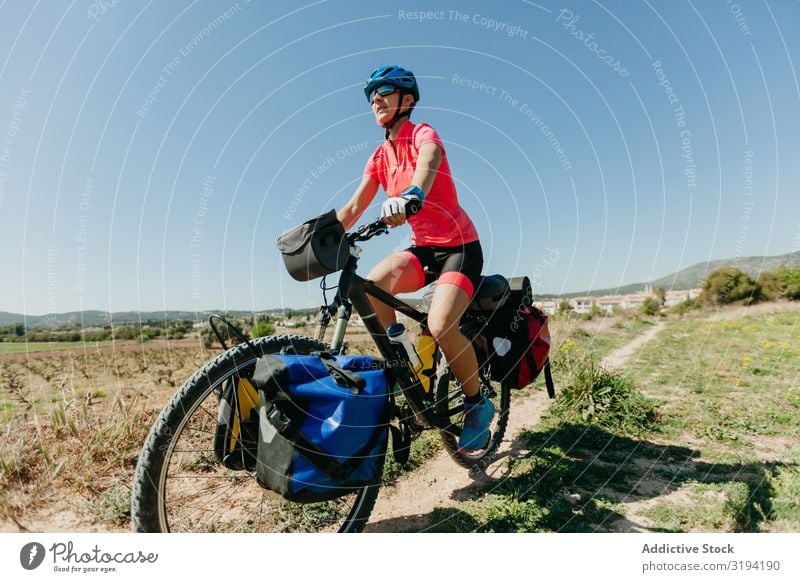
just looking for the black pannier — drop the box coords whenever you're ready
[213,374,260,471]
[277,210,349,281]
[468,274,511,312]
[505,276,533,310]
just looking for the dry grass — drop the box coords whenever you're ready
[0,343,213,531]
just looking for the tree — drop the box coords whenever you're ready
[200,317,251,348]
[251,321,275,338]
[757,266,800,301]
[782,267,800,300]
[201,323,234,349]
[165,327,184,340]
[655,287,666,306]
[558,299,573,315]
[640,297,661,316]
[201,326,214,349]
[581,302,604,320]
[700,267,761,305]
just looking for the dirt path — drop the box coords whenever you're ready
[364,390,553,532]
[601,321,666,370]
[365,321,670,532]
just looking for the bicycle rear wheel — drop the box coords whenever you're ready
[435,366,510,469]
[131,335,383,532]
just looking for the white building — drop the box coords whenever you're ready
[537,287,703,315]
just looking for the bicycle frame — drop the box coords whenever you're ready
[313,229,454,431]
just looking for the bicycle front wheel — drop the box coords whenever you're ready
[131,335,383,533]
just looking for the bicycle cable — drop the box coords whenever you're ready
[207,314,261,360]
[320,274,339,311]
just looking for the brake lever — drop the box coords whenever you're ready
[351,220,388,242]
[349,223,370,243]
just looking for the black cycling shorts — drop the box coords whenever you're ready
[400,240,484,299]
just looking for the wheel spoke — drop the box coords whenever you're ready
[132,335,383,533]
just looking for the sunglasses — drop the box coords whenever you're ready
[370,84,398,101]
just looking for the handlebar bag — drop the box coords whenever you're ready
[277,210,350,281]
[252,353,390,503]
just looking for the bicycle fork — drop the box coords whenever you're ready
[314,297,352,354]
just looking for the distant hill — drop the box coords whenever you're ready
[0,309,288,329]
[539,252,799,299]
[1,299,431,328]
[3,253,797,323]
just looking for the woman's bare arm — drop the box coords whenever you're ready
[337,175,380,230]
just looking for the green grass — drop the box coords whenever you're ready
[412,309,800,533]
[420,423,787,533]
[545,358,659,437]
[0,340,121,355]
[768,464,800,530]
[551,316,656,361]
[92,482,131,526]
[639,478,780,533]
[625,312,800,453]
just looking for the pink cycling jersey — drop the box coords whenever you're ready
[364,120,479,246]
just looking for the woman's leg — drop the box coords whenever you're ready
[427,282,480,396]
[365,251,425,330]
[429,281,494,451]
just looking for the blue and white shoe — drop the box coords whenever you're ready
[458,397,495,452]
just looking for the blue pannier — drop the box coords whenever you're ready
[253,353,389,503]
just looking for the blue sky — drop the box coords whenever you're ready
[1,0,798,315]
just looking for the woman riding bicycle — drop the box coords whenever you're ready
[337,65,493,452]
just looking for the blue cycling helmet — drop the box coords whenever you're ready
[364,65,420,103]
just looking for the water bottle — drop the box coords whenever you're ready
[387,323,421,369]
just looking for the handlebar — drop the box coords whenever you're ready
[405,197,422,217]
[346,198,422,245]
[348,219,388,244]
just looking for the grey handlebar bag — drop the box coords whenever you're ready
[277,210,350,281]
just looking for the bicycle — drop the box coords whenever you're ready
[131,210,515,533]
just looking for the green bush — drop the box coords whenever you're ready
[200,319,247,349]
[165,326,187,340]
[83,330,112,341]
[700,267,761,305]
[757,266,800,301]
[113,326,138,340]
[669,297,702,315]
[557,300,573,314]
[580,302,604,320]
[640,297,662,316]
[546,357,659,437]
[251,321,275,338]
